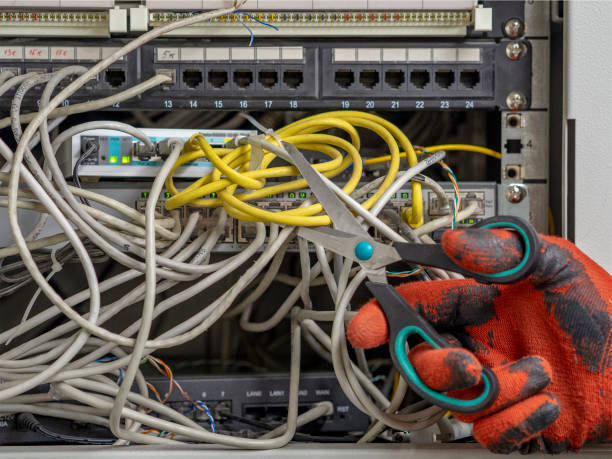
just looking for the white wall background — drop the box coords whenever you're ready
[565,0,612,273]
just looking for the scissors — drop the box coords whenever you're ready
[283,142,540,413]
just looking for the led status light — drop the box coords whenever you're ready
[109,156,118,164]
[121,156,131,164]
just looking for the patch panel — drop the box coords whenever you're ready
[0,38,530,111]
[0,2,526,39]
[0,43,137,100]
[323,43,499,105]
[146,1,476,12]
[143,42,316,102]
[150,10,475,38]
[0,10,111,37]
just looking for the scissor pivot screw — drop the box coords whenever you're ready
[355,242,374,261]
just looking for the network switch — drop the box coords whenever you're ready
[155,372,371,435]
[0,373,369,445]
[58,128,257,179]
[0,179,497,252]
[103,180,497,251]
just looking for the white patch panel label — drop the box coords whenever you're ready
[0,46,23,60]
[51,47,75,61]
[25,47,49,60]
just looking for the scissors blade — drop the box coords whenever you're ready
[284,143,397,284]
[298,226,401,269]
[283,142,370,239]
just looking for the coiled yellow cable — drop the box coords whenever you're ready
[164,111,423,227]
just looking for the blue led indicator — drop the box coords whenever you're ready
[108,136,121,164]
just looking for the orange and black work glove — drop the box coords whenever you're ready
[347,229,612,453]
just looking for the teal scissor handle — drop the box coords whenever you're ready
[366,282,500,414]
[475,220,533,281]
[392,215,540,284]
[395,326,497,413]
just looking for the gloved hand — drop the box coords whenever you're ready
[347,229,611,453]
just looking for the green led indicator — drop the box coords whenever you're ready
[141,192,149,198]
[299,192,307,198]
[392,193,397,199]
[468,218,475,224]
[121,156,131,164]
[211,192,217,198]
[288,192,296,198]
[109,156,118,164]
[165,192,171,199]
[401,192,409,199]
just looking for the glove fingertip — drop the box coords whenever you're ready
[346,301,388,349]
[451,355,554,424]
[441,228,524,274]
[473,393,561,454]
[409,344,482,392]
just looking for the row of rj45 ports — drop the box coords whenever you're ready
[0,66,482,95]
[333,68,481,90]
[152,67,305,91]
[186,68,304,89]
[137,190,487,246]
[137,201,393,245]
[0,67,303,91]
[153,67,481,91]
